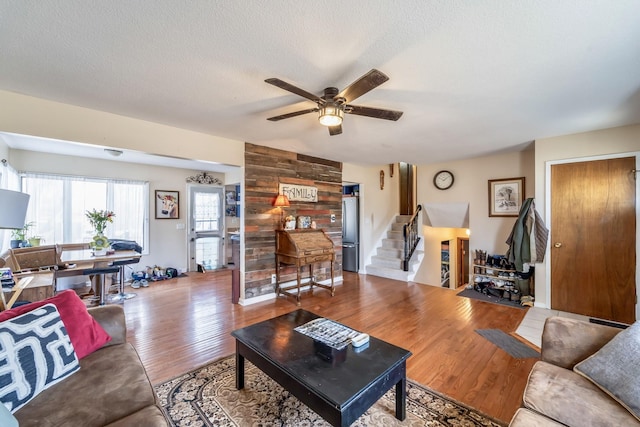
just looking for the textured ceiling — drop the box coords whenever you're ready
[1,0,640,167]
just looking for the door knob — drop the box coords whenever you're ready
[554,242,562,248]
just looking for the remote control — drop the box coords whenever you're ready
[351,333,369,347]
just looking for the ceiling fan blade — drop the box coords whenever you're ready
[267,108,318,121]
[265,78,324,104]
[346,105,403,121]
[328,124,342,136]
[337,69,390,103]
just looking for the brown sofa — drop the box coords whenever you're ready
[14,304,168,426]
[510,316,639,426]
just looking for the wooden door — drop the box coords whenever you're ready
[551,157,636,324]
[399,162,416,215]
[457,237,470,288]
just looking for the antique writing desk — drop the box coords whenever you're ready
[275,229,335,305]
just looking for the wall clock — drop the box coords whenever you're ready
[433,170,454,190]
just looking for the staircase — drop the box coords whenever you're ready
[365,215,424,281]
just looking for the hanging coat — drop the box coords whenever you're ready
[505,198,549,272]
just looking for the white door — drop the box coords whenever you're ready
[188,185,224,272]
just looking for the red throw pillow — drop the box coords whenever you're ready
[0,289,111,358]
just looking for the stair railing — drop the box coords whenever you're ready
[402,205,422,271]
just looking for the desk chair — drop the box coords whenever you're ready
[82,266,120,306]
[108,257,140,302]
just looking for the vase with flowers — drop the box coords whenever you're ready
[86,209,115,255]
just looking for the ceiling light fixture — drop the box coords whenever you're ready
[104,148,123,157]
[318,104,344,127]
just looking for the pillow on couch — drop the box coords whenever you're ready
[0,290,111,359]
[0,304,80,413]
[574,320,640,421]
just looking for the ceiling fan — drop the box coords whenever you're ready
[265,69,403,136]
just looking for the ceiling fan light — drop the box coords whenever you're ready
[318,106,343,126]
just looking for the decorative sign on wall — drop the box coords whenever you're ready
[279,183,318,202]
[186,171,223,185]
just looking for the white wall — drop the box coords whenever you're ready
[0,90,247,276]
[534,124,640,309]
[9,149,226,272]
[415,149,535,286]
[0,90,245,167]
[342,163,400,271]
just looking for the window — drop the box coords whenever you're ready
[21,173,149,252]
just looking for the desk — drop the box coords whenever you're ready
[60,250,141,266]
[275,229,335,305]
[60,250,142,303]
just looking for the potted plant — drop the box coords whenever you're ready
[10,222,34,248]
[28,235,43,247]
[85,209,115,236]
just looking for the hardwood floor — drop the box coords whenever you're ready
[123,270,536,424]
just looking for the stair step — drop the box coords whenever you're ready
[365,265,411,282]
[395,215,412,223]
[387,230,403,240]
[381,239,404,250]
[377,247,403,258]
[391,222,407,232]
[370,255,403,269]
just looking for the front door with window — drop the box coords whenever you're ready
[188,185,224,272]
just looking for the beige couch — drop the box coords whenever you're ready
[14,304,168,426]
[510,316,639,426]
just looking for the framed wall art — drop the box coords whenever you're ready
[488,177,525,217]
[155,190,179,219]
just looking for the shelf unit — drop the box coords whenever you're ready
[472,264,516,283]
[441,240,450,288]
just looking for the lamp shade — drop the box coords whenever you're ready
[273,194,290,208]
[0,189,30,229]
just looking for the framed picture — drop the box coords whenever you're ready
[488,177,525,217]
[155,190,179,219]
[296,216,311,229]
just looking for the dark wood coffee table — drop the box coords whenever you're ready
[231,309,412,427]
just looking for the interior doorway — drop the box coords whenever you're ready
[457,237,470,288]
[342,184,360,272]
[188,185,224,272]
[398,162,417,215]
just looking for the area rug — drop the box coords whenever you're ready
[457,288,525,309]
[475,329,540,359]
[155,355,506,426]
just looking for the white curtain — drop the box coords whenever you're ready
[21,173,149,251]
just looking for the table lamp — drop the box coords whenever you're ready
[0,189,30,230]
[273,194,290,229]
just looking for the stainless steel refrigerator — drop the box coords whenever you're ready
[342,197,359,272]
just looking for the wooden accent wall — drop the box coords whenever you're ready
[244,143,343,299]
